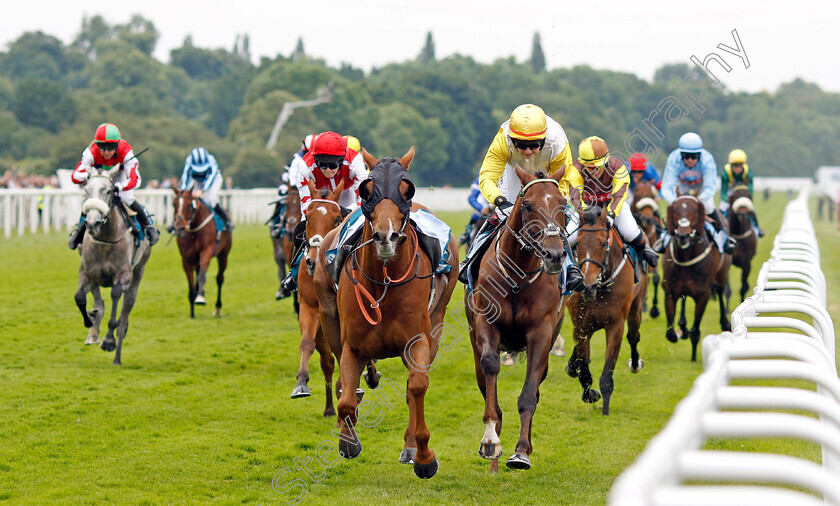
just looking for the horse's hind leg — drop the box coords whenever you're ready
[600,321,625,416]
[690,294,710,362]
[195,249,213,305]
[650,266,661,318]
[86,287,105,345]
[292,302,319,399]
[315,328,335,417]
[664,290,679,343]
[402,332,437,479]
[717,283,731,331]
[626,293,645,374]
[113,271,144,366]
[336,344,365,460]
[182,257,197,318]
[678,297,689,339]
[100,282,124,354]
[740,264,751,302]
[75,273,93,330]
[212,249,228,317]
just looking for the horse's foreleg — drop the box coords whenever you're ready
[336,343,365,460]
[574,327,600,405]
[600,320,625,416]
[472,322,503,462]
[508,325,552,470]
[86,286,105,345]
[664,290,679,343]
[195,248,214,304]
[690,294,711,362]
[403,333,437,479]
[212,248,228,317]
[101,280,125,355]
[718,283,731,331]
[113,273,143,366]
[75,273,93,329]
[292,303,319,400]
[182,257,196,318]
[626,290,645,374]
[678,297,688,339]
[740,263,751,302]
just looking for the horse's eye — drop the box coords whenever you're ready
[334,217,342,227]
[521,202,532,212]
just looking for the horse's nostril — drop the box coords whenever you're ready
[389,233,400,243]
[372,232,382,243]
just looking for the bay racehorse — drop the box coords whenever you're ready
[272,187,301,310]
[630,182,662,318]
[74,167,152,365]
[565,204,647,415]
[291,180,345,417]
[171,186,232,318]
[314,148,458,479]
[727,185,758,301]
[465,166,567,471]
[662,195,732,361]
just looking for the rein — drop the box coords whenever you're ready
[576,226,628,288]
[174,196,216,234]
[346,224,424,326]
[668,236,714,266]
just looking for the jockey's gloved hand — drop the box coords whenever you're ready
[607,210,616,220]
[494,196,513,211]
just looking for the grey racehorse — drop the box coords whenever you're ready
[74,167,152,365]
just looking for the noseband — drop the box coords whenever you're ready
[501,178,569,261]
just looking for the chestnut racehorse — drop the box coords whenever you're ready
[171,187,232,318]
[290,180,345,417]
[465,166,567,471]
[630,183,662,318]
[727,185,758,301]
[565,204,647,415]
[314,148,458,479]
[661,195,731,361]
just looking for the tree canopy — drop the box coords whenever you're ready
[2,15,839,188]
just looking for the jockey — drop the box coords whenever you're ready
[277,131,367,298]
[566,137,659,268]
[68,123,159,249]
[173,147,233,232]
[458,173,491,245]
[719,148,764,237]
[627,153,662,201]
[658,132,736,254]
[459,103,583,293]
[270,134,316,238]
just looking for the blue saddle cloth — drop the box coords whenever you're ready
[326,208,452,281]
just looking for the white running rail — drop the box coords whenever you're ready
[610,191,840,506]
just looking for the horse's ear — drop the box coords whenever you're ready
[359,179,374,201]
[399,146,415,171]
[362,148,378,170]
[550,164,566,183]
[666,202,676,232]
[514,164,535,187]
[329,179,346,201]
[172,186,180,196]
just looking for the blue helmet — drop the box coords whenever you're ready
[189,147,211,173]
[678,132,703,154]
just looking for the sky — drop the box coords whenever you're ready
[1,0,838,94]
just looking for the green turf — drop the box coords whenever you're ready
[0,192,833,504]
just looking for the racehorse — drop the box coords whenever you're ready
[272,188,301,310]
[630,182,662,318]
[74,167,152,366]
[565,204,647,415]
[727,185,758,301]
[465,166,567,471]
[291,180,346,417]
[171,186,233,318]
[661,195,732,361]
[314,147,458,479]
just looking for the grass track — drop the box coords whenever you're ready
[0,192,836,504]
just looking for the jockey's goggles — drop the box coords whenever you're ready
[96,142,118,151]
[512,139,545,151]
[681,152,699,160]
[315,155,343,171]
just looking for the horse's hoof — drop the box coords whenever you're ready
[275,290,282,300]
[550,341,566,357]
[628,358,645,373]
[212,308,221,317]
[100,339,116,352]
[414,458,439,479]
[194,295,206,305]
[582,389,601,403]
[355,388,365,402]
[665,330,678,343]
[679,328,689,340]
[650,306,660,318]
[478,442,502,460]
[501,352,516,366]
[85,335,100,345]
[290,384,311,399]
[505,453,531,470]
[565,362,579,378]
[323,407,336,418]
[338,438,362,459]
[362,370,382,389]
[399,447,417,464]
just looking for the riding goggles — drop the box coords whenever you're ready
[512,139,545,151]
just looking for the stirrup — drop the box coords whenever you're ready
[146,226,160,246]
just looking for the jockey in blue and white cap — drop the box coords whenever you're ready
[658,132,734,254]
[176,147,233,231]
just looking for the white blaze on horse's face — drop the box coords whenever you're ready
[369,202,403,261]
[83,176,113,231]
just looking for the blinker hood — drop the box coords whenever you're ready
[360,158,415,220]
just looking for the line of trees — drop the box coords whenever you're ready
[2,16,839,188]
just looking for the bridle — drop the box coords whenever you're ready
[499,178,569,265]
[173,194,213,236]
[575,221,627,289]
[668,195,715,266]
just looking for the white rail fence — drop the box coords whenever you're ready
[0,187,473,238]
[611,190,839,506]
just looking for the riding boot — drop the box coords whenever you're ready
[129,201,160,246]
[629,232,659,267]
[565,263,585,293]
[710,209,736,253]
[68,215,86,250]
[749,211,765,237]
[214,204,235,231]
[278,220,307,297]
